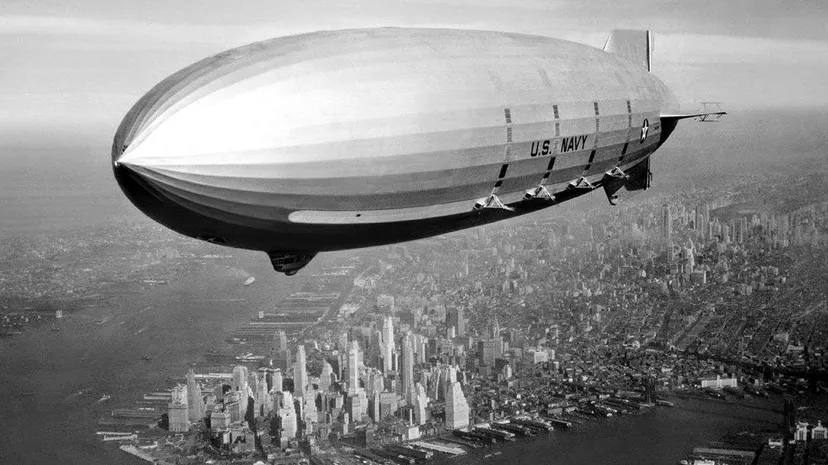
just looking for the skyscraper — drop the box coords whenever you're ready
[348,340,361,395]
[491,315,500,339]
[168,384,190,432]
[273,347,291,372]
[445,381,469,430]
[294,345,308,398]
[413,382,428,425]
[349,390,366,423]
[320,360,333,392]
[272,368,284,393]
[478,339,501,367]
[273,330,287,354]
[257,372,272,417]
[662,203,672,241]
[232,365,249,415]
[232,365,249,392]
[186,369,204,423]
[382,316,395,372]
[303,385,317,428]
[276,391,297,444]
[402,332,414,402]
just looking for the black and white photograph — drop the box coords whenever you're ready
[2,1,827,464]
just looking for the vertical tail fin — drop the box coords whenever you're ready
[603,30,653,72]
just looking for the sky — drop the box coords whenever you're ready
[2,0,827,152]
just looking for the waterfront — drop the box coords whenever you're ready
[0,258,304,465]
[0,314,784,465]
[0,245,786,465]
[454,397,781,465]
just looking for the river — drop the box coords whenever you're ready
[453,397,782,465]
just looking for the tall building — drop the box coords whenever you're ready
[401,332,414,401]
[294,345,308,398]
[445,381,469,430]
[320,360,333,392]
[491,315,500,339]
[382,316,395,372]
[371,391,381,422]
[276,391,297,444]
[813,421,828,440]
[232,365,249,415]
[232,365,249,392]
[211,410,231,431]
[349,391,366,423]
[379,391,398,419]
[273,347,292,372]
[273,330,287,354]
[186,369,204,424]
[455,307,465,337]
[272,369,284,393]
[662,203,672,241]
[303,386,317,427]
[168,384,190,432]
[413,382,428,425]
[348,340,361,395]
[478,339,501,367]
[257,372,272,417]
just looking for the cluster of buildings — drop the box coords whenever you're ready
[166,314,471,458]
[102,160,828,464]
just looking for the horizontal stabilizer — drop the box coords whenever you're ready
[603,30,653,72]
[662,103,727,123]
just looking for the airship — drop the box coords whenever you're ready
[113,28,724,275]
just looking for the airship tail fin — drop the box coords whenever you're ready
[603,30,653,72]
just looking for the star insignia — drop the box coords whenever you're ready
[640,119,650,143]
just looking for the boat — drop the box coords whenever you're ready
[99,394,111,403]
[244,276,256,286]
[236,352,265,362]
[97,315,113,325]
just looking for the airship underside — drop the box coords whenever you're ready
[112,28,723,275]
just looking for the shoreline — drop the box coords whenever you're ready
[445,395,781,465]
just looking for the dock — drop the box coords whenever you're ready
[111,409,160,419]
[411,441,466,456]
[102,434,137,442]
[120,445,154,463]
[439,436,482,448]
[541,415,573,428]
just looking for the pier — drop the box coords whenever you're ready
[120,445,154,463]
[411,441,466,456]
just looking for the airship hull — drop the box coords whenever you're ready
[113,28,678,271]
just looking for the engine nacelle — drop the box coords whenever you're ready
[602,157,652,205]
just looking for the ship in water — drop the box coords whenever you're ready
[98,394,111,403]
[236,352,264,362]
[244,276,255,286]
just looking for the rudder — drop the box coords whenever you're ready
[603,30,653,72]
